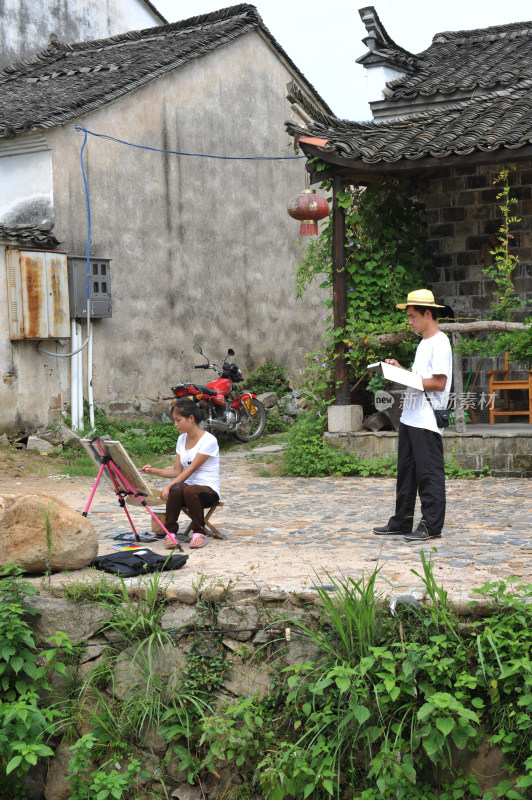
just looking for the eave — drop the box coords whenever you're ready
[299,141,532,185]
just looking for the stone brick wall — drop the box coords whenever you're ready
[422,161,532,420]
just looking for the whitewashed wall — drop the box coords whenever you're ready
[0,30,326,433]
[0,137,54,227]
[0,0,164,67]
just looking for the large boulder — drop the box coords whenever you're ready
[0,493,98,573]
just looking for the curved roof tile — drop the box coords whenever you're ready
[386,20,532,100]
[0,3,332,139]
[287,83,532,164]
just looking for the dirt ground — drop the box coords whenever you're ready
[1,444,531,603]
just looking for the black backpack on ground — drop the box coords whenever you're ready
[90,548,188,577]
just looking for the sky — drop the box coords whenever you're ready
[153,0,532,120]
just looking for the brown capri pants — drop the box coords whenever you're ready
[165,482,219,535]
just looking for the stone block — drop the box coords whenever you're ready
[26,435,61,453]
[160,605,200,634]
[0,493,98,574]
[217,603,259,641]
[441,176,465,193]
[28,596,112,646]
[466,174,488,189]
[465,204,491,220]
[258,391,278,408]
[425,193,451,209]
[440,235,466,253]
[513,454,532,475]
[442,207,465,222]
[327,404,363,433]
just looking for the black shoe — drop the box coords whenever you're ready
[403,527,441,542]
[373,525,408,536]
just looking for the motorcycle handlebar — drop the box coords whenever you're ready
[194,364,209,369]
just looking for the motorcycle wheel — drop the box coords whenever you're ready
[233,397,266,442]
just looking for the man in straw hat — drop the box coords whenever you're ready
[373,289,452,541]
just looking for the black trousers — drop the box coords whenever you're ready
[388,422,446,535]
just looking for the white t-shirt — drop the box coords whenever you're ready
[400,331,452,435]
[176,431,220,497]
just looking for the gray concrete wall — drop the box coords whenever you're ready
[0,31,325,431]
[0,0,164,68]
[324,428,532,477]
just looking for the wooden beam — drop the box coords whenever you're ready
[302,142,532,179]
[331,175,351,405]
[354,320,529,348]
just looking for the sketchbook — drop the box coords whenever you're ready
[367,361,423,391]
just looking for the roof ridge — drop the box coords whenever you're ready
[432,18,532,44]
[358,6,420,64]
[0,3,261,77]
[0,2,334,137]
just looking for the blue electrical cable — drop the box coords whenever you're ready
[75,125,305,160]
[79,128,91,303]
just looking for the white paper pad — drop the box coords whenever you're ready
[367,361,423,391]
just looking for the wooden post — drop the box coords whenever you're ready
[331,175,350,405]
[452,333,466,433]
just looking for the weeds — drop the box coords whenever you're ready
[4,560,532,798]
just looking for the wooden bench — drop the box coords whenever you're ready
[486,351,532,424]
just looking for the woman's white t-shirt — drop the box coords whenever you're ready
[400,331,452,435]
[176,431,220,497]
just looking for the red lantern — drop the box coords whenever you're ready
[287,189,329,236]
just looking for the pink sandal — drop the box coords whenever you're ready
[189,532,208,548]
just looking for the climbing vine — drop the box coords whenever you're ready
[295,179,434,401]
[454,164,531,364]
[484,164,524,320]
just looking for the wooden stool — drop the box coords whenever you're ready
[182,500,225,540]
[486,351,532,424]
[150,501,225,539]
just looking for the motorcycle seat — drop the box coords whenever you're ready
[196,385,218,396]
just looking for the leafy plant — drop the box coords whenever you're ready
[484,165,524,320]
[282,412,488,478]
[242,361,292,396]
[95,570,173,643]
[66,733,146,800]
[295,180,431,405]
[0,566,73,796]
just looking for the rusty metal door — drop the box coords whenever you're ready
[6,249,70,340]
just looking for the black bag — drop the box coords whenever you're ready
[90,548,188,577]
[424,391,450,429]
[433,408,451,428]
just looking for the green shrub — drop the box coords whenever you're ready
[0,566,73,796]
[283,413,489,479]
[242,361,292,396]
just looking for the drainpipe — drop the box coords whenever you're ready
[71,320,79,430]
[76,320,83,425]
[87,299,94,428]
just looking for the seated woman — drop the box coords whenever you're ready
[141,398,219,549]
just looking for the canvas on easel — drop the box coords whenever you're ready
[81,438,162,505]
[80,437,181,549]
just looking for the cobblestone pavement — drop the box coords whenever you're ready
[45,447,532,603]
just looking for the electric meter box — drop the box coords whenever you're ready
[67,256,112,318]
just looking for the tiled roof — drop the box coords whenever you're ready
[285,13,532,167]
[0,3,331,139]
[0,226,61,247]
[288,83,532,163]
[386,19,532,101]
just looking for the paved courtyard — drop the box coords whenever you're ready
[21,445,531,604]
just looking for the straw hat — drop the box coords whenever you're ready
[396,289,446,309]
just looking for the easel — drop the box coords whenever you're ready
[81,438,183,550]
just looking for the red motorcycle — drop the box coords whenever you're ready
[171,347,267,442]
